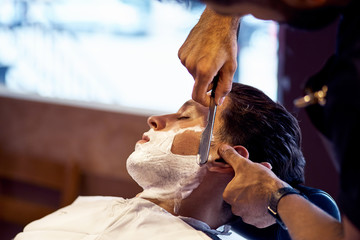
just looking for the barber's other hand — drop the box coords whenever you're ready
[178,7,241,107]
[219,144,289,228]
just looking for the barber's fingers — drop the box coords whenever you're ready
[178,48,197,79]
[190,68,235,107]
[260,162,272,170]
[215,63,235,105]
[179,45,236,107]
[220,145,274,174]
[219,144,251,171]
[192,64,217,107]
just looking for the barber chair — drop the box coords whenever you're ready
[230,185,341,240]
[0,151,80,226]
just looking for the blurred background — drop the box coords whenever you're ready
[0,0,339,239]
[0,0,277,112]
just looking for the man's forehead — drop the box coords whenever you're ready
[179,100,202,110]
[183,100,197,106]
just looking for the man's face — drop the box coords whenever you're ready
[145,99,225,159]
[126,98,228,202]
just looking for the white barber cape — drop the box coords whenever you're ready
[15,196,214,240]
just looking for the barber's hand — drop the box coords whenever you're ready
[219,144,289,228]
[178,7,241,107]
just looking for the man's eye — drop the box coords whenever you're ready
[177,116,190,120]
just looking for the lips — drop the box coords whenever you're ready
[136,134,150,144]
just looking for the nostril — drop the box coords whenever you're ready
[147,116,159,130]
[150,121,158,129]
[147,115,167,130]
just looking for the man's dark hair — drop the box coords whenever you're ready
[219,82,305,185]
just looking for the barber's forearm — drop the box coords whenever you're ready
[201,6,242,33]
[278,194,343,240]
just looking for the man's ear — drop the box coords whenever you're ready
[233,145,249,158]
[208,145,249,173]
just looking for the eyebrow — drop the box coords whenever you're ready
[179,100,211,119]
[183,100,196,107]
[178,100,197,111]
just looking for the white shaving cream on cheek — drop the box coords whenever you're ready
[126,126,207,204]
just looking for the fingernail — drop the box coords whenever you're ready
[219,97,225,106]
[220,144,230,152]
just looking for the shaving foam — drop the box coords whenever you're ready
[126,126,207,208]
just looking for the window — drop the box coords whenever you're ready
[0,0,278,114]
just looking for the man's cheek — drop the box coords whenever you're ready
[171,131,202,155]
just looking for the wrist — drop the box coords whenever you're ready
[203,6,241,31]
[267,187,302,230]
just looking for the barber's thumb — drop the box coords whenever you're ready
[219,144,247,166]
[260,162,272,170]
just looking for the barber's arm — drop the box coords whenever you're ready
[178,7,241,107]
[219,144,360,240]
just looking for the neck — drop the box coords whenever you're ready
[142,197,178,214]
[142,196,227,229]
[177,171,234,229]
[139,171,234,229]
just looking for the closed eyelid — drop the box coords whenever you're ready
[176,102,204,120]
[178,115,190,119]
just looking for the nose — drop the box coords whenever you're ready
[147,115,166,130]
